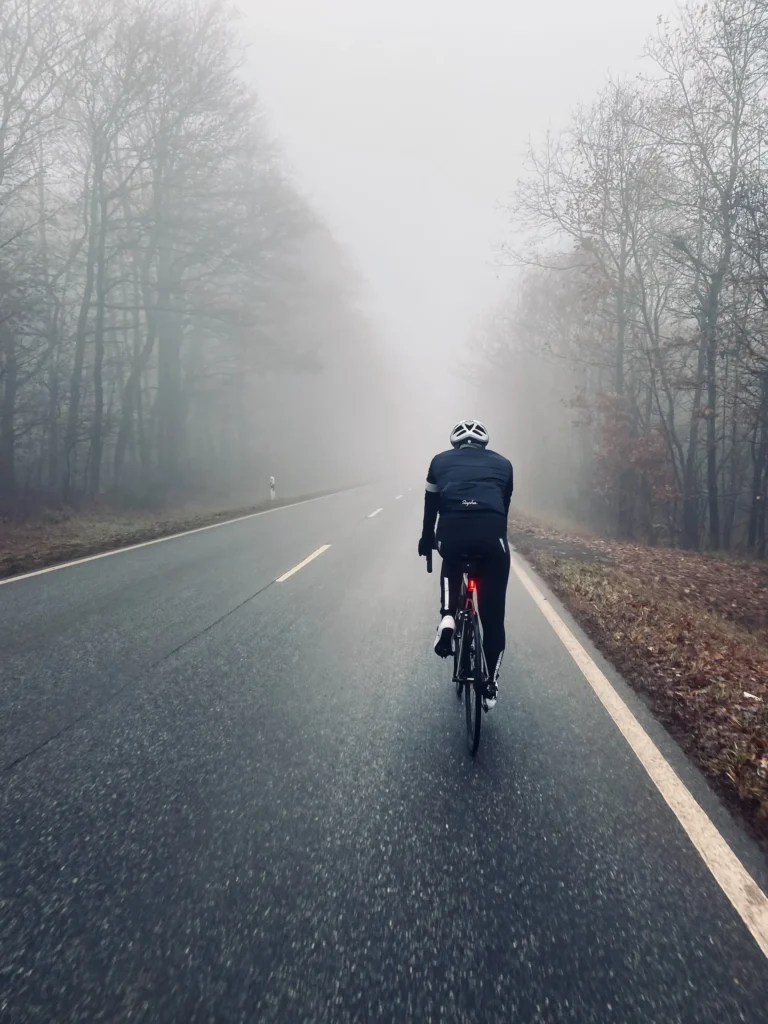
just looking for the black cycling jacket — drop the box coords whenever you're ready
[422,444,513,537]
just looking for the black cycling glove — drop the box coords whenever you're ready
[418,534,434,557]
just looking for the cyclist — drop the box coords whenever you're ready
[418,419,513,709]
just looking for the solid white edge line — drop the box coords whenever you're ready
[368,508,383,518]
[0,492,343,587]
[509,553,768,958]
[275,544,330,583]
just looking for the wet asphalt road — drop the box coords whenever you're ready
[2,483,768,1023]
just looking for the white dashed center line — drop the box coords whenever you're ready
[368,508,383,518]
[275,545,330,583]
[395,495,403,500]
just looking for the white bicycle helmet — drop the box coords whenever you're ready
[450,418,490,448]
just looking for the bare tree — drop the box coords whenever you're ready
[0,0,388,515]
[492,0,768,556]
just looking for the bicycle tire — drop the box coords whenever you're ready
[464,620,482,755]
[454,613,464,698]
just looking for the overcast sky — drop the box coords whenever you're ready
[239,0,675,426]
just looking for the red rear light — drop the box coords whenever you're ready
[468,578,477,592]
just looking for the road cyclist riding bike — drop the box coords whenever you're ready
[418,418,514,711]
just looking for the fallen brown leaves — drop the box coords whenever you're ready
[510,513,768,847]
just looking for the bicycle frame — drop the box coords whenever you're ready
[453,570,488,683]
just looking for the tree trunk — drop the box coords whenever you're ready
[747,447,765,551]
[758,467,767,560]
[114,256,158,484]
[45,349,61,491]
[37,145,60,495]
[156,243,184,490]
[704,306,720,549]
[615,253,634,539]
[88,191,109,499]
[136,373,150,482]
[62,160,101,501]
[722,361,741,551]
[0,324,18,500]
[681,331,708,548]
[748,378,768,552]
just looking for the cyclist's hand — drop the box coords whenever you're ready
[418,534,434,558]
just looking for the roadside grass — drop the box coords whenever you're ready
[0,491,337,581]
[510,512,768,848]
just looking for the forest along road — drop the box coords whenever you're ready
[2,482,768,1023]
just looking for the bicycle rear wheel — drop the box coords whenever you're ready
[454,614,463,698]
[464,621,482,756]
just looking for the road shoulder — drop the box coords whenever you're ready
[509,511,768,855]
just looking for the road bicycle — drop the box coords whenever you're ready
[426,551,490,756]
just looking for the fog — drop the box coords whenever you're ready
[240,0,676,461]
[9,0,767,556]
[235,0,768,553]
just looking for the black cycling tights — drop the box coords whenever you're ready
[437,528,511,679]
